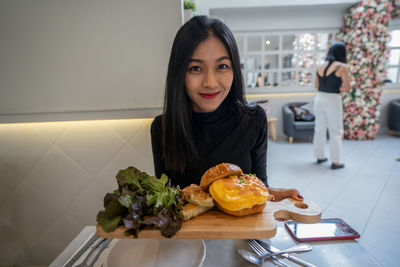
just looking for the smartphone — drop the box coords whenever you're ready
[284,218,360,242]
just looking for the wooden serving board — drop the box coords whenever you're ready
[96,198,321,239]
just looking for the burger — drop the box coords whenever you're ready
[199,163,273,216]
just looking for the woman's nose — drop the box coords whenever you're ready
[203,70,218,88]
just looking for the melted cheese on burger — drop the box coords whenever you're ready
[208,174,269,211]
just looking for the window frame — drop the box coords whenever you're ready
[385,25,400,89]
[234,29,338,94]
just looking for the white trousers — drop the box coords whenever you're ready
[313,92,344,163]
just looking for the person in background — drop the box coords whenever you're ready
[313,41,351,169]
[151,15,303,201]
[256,73,263,87]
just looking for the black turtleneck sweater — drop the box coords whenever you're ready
[150,101,269,188]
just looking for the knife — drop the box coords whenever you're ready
[64,233,99,267]
[88,238,112,267]
[256,239,317,267]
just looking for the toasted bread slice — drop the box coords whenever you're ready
[182,203,212,221]
[181,184,214,207]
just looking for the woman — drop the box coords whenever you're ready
[313,41,350,169]
[151,16,302,201]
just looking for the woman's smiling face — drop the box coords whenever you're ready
[185,36,233,113]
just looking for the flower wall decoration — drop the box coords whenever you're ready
[336,0,399,140]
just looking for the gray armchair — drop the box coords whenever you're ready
[389,99,400,134]
[282,102,315,143]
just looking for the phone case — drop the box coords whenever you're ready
[284,218,360,242]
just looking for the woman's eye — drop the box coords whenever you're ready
[189,66,201,72]
[218,64,230,70]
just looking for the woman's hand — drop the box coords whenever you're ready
[268,187,304,202]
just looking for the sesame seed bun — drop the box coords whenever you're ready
[199,163,243,191]
[215,202,266,216]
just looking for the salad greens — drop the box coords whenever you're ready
[96,166,184,238]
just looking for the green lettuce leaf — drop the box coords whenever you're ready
[142,206,182,238]
[97,212,121,233]
[140,173,168,192]
[96,197,127,232]
[118,187,135,209]
[98,166,184,238]
[116,166,147,191]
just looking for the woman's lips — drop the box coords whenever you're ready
[200,92,219,99]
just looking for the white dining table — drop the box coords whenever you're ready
[50,222,381,267]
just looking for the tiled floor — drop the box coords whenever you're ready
[267,134,400,267]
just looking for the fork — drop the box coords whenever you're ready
[87,238,112,267]
[248,240,289,267]
[249,239,311,259]
[75,238,107,267]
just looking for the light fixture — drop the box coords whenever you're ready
[265,40,271,45]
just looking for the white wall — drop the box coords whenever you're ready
[196,0,358,16]
[210,4,348,32]
[0,118,155,265]
[0,0,182,123]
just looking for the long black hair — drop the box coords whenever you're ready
[323,41,347,77]
[162,15,246,173]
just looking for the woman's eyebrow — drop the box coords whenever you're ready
[216,56,231,61]
[189,58,202,63]
[189,56,231,63]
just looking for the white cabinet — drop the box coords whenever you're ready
[0,0,182,122]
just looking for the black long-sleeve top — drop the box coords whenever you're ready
[150,101,269,188]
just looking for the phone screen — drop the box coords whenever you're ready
[284,218,360,241]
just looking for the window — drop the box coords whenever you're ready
[386,29,400,84]
[235,30,337,92]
